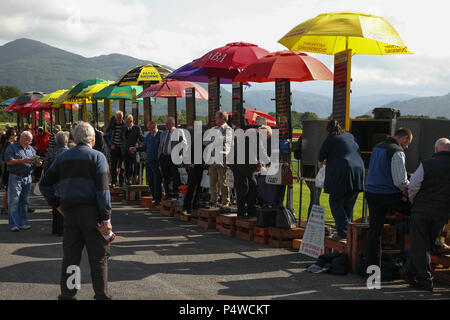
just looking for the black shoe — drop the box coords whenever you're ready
[412,280,433,292]
[28,208,35,213]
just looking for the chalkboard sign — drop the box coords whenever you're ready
[185,87,196,127]
[332,50,352,129]
[275,79,292,140]
[232,82,244,128]
[208,77,220,128]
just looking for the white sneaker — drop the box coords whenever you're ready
[19,225,31,230]
[10,227,19,232]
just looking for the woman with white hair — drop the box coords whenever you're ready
[43,131,69,236]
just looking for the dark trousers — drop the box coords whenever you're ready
[306,181,322,219]
[183,165,204,212]
[365,192,411,269]
[329,191,359,238]
[110,148,124,185]
[159,154,181,199]
[52,208,64,236]
[231,165,257,217]
[123,151,137,182]
[60,207,111,300]
[146,160,162,203]
[404,212,448,284]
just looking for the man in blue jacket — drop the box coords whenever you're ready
[364,127,413,272]
[130,120,162,205]
[40,122,112,300]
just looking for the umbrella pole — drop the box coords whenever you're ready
[232,82,244,128]
[185,88,196,128]
[104,99,111,129]
[70,105,74,123]
[208,77,220,128]
[119,99,126,115]
[168,97,177,127]
[143,97,152,131]
[93,99,99,127]
[82,101,88,122]
[50,109,53,132]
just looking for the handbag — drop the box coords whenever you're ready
[315,165,326,188]
[275,207,297,229]
[281,164,293,185]
[200,169,210,188]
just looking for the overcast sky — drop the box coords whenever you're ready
[0,0,449,97]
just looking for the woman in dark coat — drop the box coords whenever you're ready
[318,120,365,240]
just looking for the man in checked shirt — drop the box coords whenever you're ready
[364,128,413,271]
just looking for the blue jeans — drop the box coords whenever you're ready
[146,161,162,203]
[329,191,360,238]
[8,174,32,228]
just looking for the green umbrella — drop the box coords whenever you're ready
[92,85,143,101]
[68,79,108,96]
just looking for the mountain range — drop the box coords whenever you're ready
[1,38,449,118]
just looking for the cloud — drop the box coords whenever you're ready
[0,0,449,98]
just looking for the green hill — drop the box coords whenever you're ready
[0,38,167,93]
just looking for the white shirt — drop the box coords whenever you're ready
[408,163,425,204]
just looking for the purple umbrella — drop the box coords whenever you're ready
[165,60,249,85]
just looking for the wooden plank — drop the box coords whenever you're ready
[292,239,302,250]
[324,238,347,253]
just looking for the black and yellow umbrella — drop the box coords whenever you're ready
[114,64,173,86]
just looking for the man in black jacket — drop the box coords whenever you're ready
[402,138,450,291]
[104,111,125,187]
[121,114,143,185]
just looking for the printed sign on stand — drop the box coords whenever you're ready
[299,205,325,259]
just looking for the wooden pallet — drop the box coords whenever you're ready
[160,206,174,217]
[216,215,222,231]
[110,187,124,203]
[431,254,450,285]
[268,227,305,248]
[197,208,220,229]
[324,238,347,254]
[292,239,302,250]
[219,214,237,237]
[236,218,257,241]
[189,209,198,224]
[149,204,161,211]
[141,196,153,208]
[254,227,269,245]
[121,185,149,203]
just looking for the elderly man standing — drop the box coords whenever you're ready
[4,131,42,232]
[40,122,112,300]
[158,117,182,200]
[402,138,450,291]
[130,121,162,205]
[121,114,143,185]
[206,111,232,208]
[104,111,125,187]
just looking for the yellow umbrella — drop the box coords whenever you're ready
[278,11,411,55]
[114,64,172,86]
[54,85,93,104]
[76,81,114,101]
[38,90,70,103]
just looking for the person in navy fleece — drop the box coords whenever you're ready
[40,121,112,300]
[130,120,162,205]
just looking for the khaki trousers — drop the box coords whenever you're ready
[208,165,229,205]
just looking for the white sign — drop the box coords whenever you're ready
[299,205,325,259]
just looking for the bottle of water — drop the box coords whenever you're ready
[96,222,116,243]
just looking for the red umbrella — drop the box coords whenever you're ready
[228,109,277,127]
[234,51,333,83]
[137,79,209,99]
[192,42,270,70]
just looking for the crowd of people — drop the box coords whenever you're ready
[1,114,449,298]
